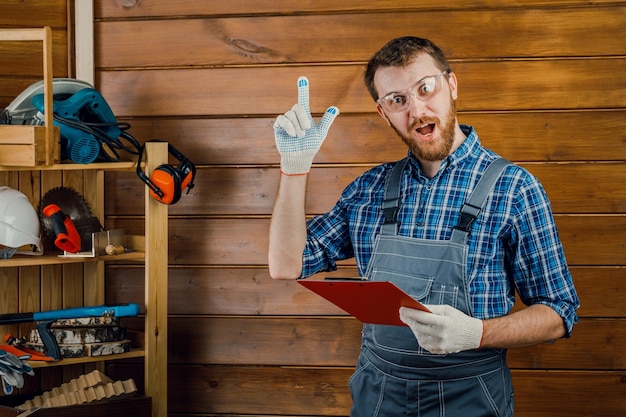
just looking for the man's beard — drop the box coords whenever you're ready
[390,98,457,162]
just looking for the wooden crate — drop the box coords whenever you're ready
[0,125,59,166]
[0,27,59,166]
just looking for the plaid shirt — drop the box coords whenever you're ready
[302,125,579,334]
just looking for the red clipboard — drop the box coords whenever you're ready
[298,279,431,326]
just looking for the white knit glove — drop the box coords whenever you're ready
[399,304,484,354]
[273,76,339,175]
[0,350,34,395]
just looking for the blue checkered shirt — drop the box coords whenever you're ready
[302,125,579,335]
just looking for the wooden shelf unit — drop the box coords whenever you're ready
[0,144,169,417]
[0,26,168,417]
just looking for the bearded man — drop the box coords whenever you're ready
[268,36,579,417]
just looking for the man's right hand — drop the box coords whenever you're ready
[273,76,339,175]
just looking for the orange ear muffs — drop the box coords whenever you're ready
[148,164,182,205]
[177,158,195,192]
[136,141,196,205]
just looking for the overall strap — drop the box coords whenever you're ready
[380,157,512,238]
[451,158,512,242]
[381,157,408,235]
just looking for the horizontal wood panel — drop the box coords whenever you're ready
[105,163,626,216]
[512,370,626,417]
[508,319,626,370]
[105,266,625,318]
[95,0,626,18]
[0,31,68,76]
[167,317,361,367]
[0,0,67,27]
[527,163,626,214]
[570,267,626,317]
[96,7,626,68]
[556,215,626,265]
[169,365,353,416]
[161,317,622,370]
[108,364,626,416]
[106,267,354,316]
[97,58,626,117]
[105,216,626,266]
[115,111,626,165]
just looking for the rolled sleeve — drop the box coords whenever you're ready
[511,176,580,336]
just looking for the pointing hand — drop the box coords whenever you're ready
[273,76,339,175]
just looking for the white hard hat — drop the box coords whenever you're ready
[0,186,43,258]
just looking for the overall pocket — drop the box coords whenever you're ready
[367,268,434,354]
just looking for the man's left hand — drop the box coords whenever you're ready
[399,304,484,354]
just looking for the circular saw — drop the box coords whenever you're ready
[5,78,93,126]
[38,187,103,253]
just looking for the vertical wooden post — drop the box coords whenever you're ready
[41,26,53,165]
[143,142,168,417]
[83,168,105,305]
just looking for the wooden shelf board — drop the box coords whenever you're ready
[0,160,137,172]
[28,349,145,368]
[0,252,145,267]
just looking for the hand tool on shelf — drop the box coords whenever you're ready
[1,334,55,361]
[38,186,103,253]
[0,303,140,361]
[41,203,81,253]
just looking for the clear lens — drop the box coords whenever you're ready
[377,72,446,113]
[418,77,437,97]
[380,94,409,112]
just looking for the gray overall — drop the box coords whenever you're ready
[349,158,515,417]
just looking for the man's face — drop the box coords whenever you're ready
[374,54,459,162]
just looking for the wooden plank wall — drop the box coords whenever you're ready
[3,0,624,416]
[96,1,626,416]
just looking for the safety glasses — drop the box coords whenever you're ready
[377,71,448,113]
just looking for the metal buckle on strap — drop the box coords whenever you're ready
[382,200,399,224]
[454,202,481,232]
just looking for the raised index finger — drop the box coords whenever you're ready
[297,76,310,111]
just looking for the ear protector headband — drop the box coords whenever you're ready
[136,141,196,205]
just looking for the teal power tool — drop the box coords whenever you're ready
[32,88,120,164]
[0,304,140,361]
[5,78,141,164]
